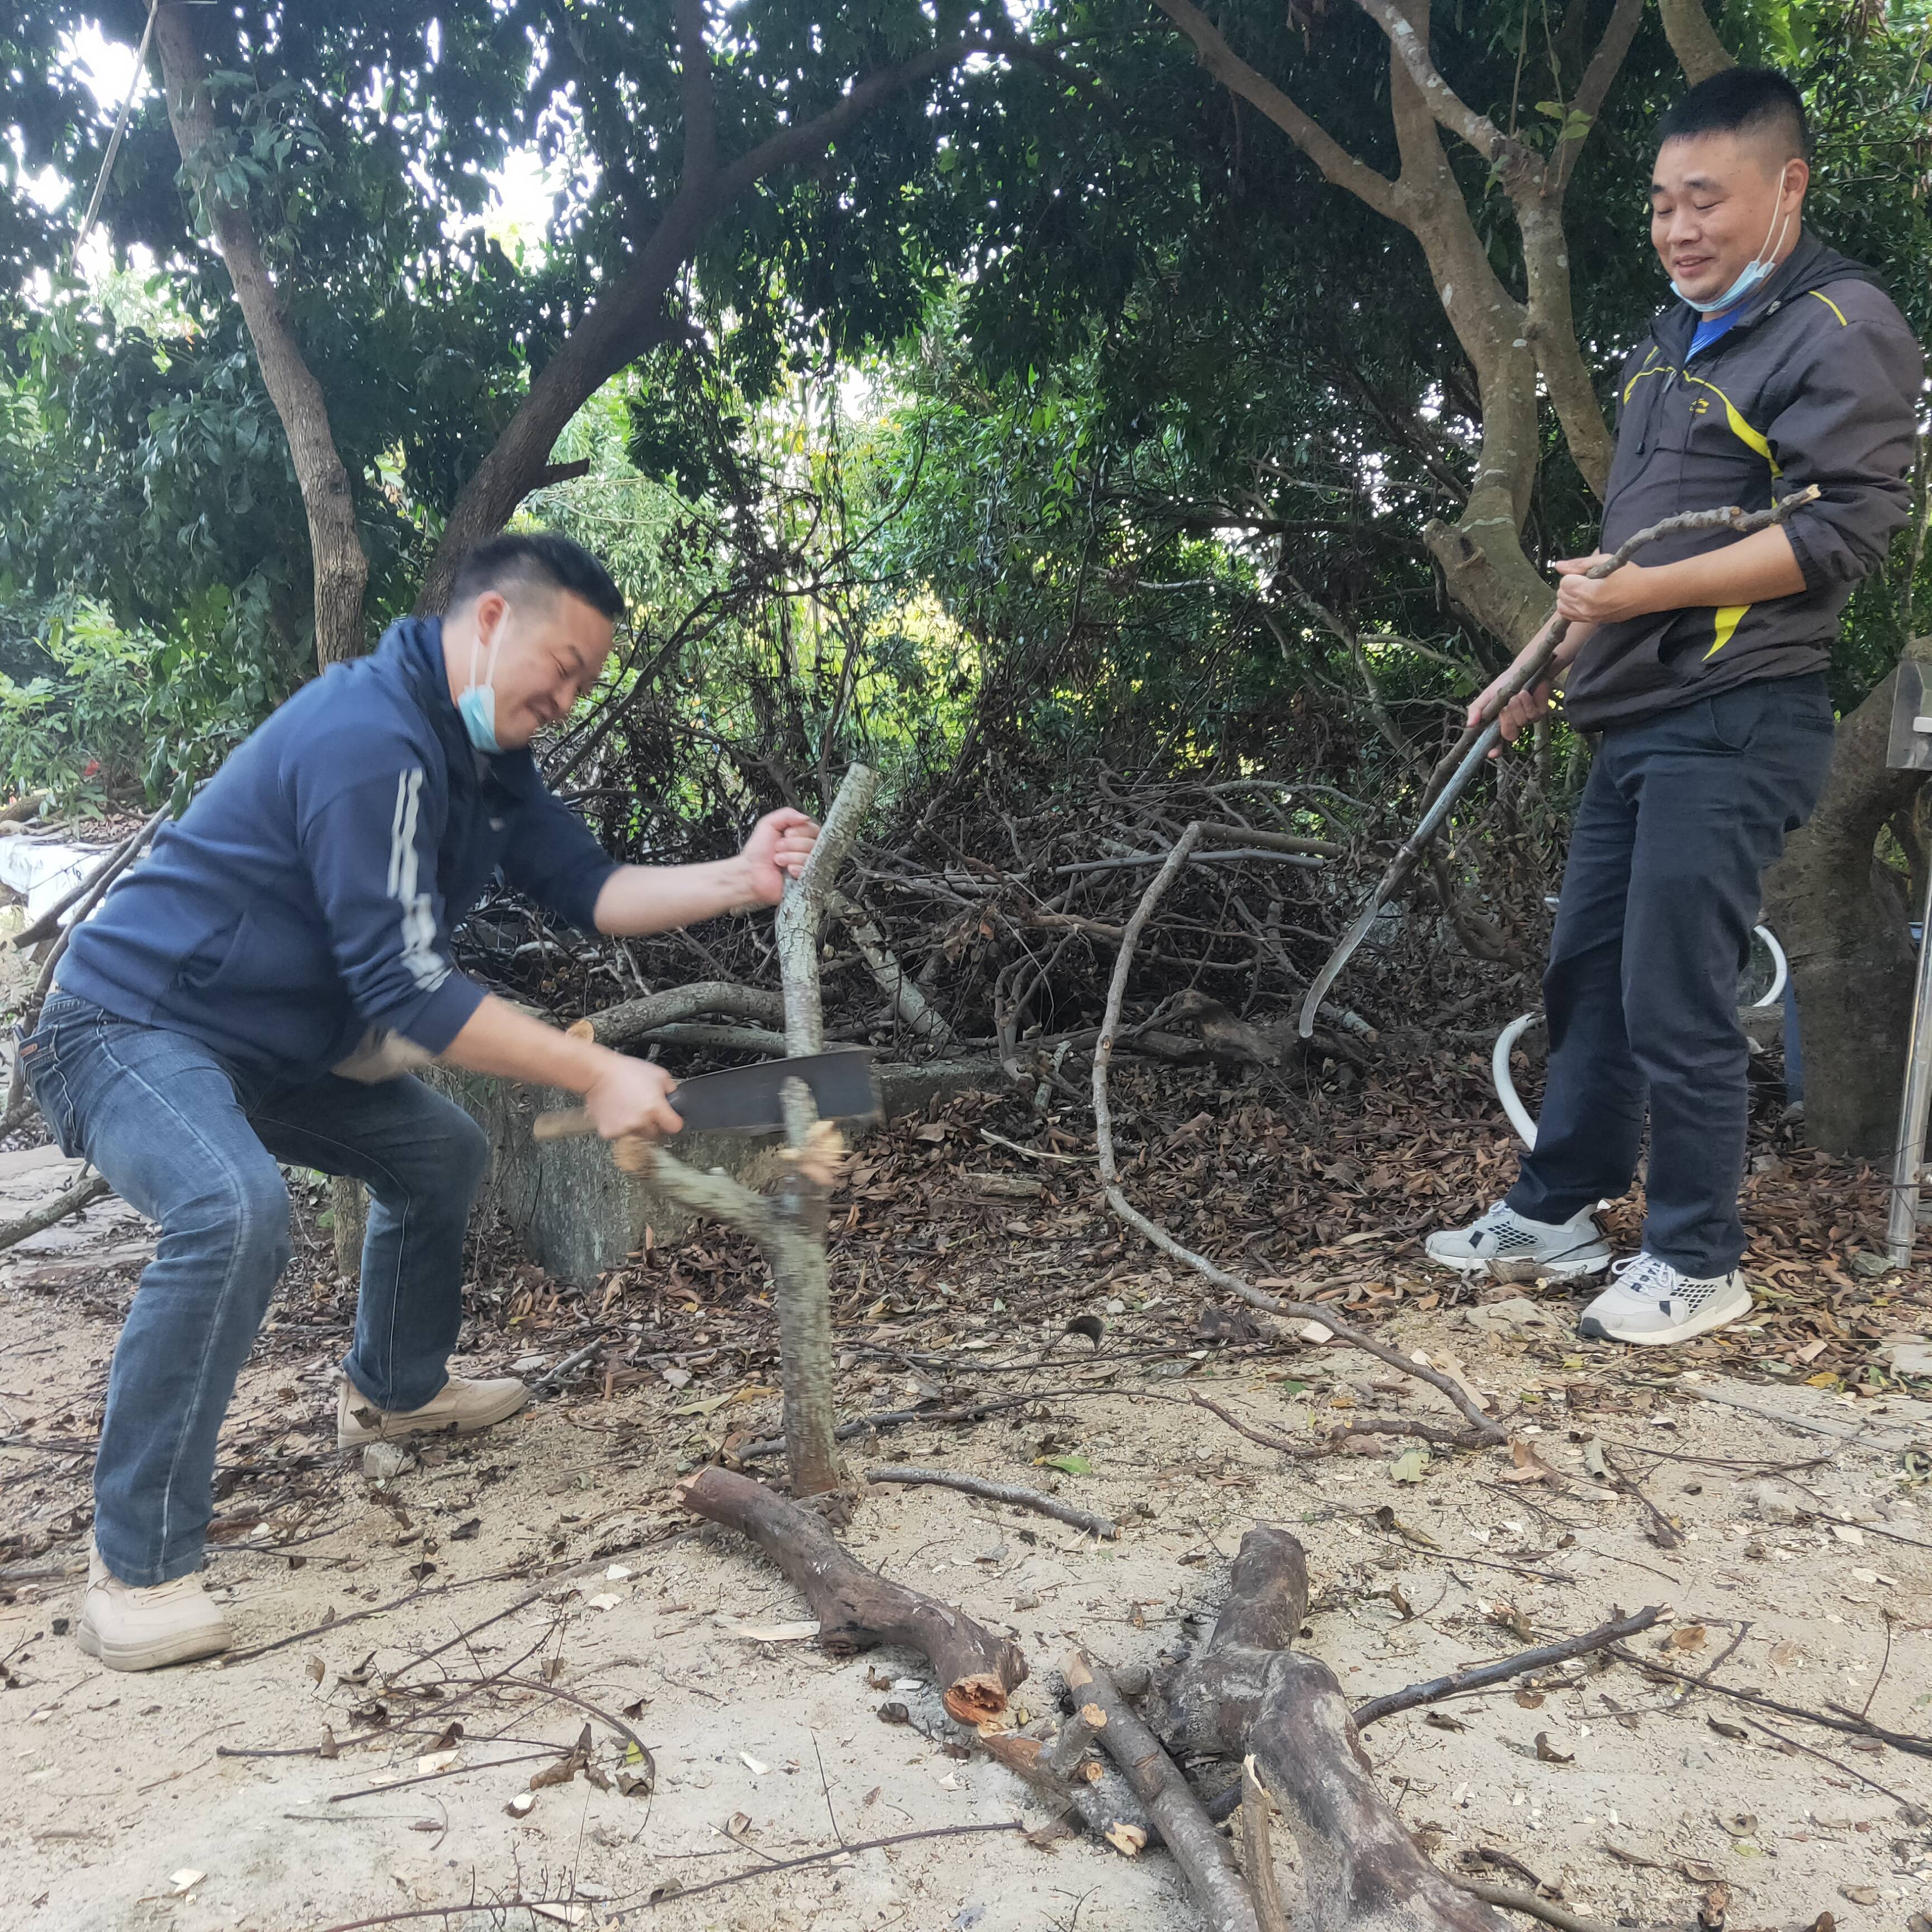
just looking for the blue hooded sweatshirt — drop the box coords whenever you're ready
[56,616,617,1084]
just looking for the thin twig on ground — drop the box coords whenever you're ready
[1090,822,1505,1446]
[864,1464,1119,1538]
[1451,1878,1618,1932]
[1607,1645,1932,1759]
[1352,1607,1664,1727]
[311,1821,1027,1931]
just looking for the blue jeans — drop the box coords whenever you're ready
[1505,675,1835,1277]
[23,993,489,1586]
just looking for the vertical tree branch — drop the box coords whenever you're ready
[764,760,877,1493]
[153,3,369,667]
[770,1075,839,1495]
[776,764,879,1058]
[1657,0,1737,85]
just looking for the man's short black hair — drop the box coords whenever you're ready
[447,533,624,624]
[1657,67,1810,164]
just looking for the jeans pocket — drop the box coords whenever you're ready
[1702,688,1759,754]
[23,1052,81,1158]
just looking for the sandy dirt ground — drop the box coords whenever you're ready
[4,1140,1932,1932]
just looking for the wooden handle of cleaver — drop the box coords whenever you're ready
[533,1108,651,1175]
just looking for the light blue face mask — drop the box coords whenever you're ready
[457,631,504,754]
[1670,169,1796,315]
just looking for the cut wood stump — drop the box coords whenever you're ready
[680,1466,1026,1723]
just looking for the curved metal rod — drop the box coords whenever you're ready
[1752,923,1788,1009]
[1298,486,1823,1037]
[1491,1010,1543,1149]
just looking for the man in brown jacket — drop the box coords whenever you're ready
[1427,68,1923,1343]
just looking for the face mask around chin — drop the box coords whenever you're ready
[458,625,505,753]
[457,682,501,754]
[1669,173,1796,316]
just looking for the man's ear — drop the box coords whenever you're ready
[471,590,510,646]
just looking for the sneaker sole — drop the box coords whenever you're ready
[1424,1246,1612,1281]
[1578,1286,1753,1347]
[76,1616,229,1672]
[338,1388,531,1451]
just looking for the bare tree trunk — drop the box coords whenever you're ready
[1153,0,1649,660]
[153,3,368,668]
[1764,645,1930,1158]
[416,4,986,610]
[1657,0,1737,85]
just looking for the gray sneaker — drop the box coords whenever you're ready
[1424,1201,1611,1280]
[1577,1253,1751,1346]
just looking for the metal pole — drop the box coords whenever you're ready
[1886,866,1932,1267]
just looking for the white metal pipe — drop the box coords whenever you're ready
[1491,1010,1542,1150]
[1751,924,1788,1009]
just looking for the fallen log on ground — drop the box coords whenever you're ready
[679,1465,1026,1724]
[1147,1522,1506,1931]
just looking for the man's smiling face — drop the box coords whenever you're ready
[459,586,614,749]
[1650,129,1807,310]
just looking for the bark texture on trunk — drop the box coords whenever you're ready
[1657,0,1738,84]
[1764,644,1930,1159]
[330,1176,368,1282]
[154,3,368,667]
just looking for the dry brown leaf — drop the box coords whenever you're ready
[1499,1436,1561,1485]
[1668,1624,1709,1652]
[1534,1731,1573,1764]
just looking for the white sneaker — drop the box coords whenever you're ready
[1578,1253,1752,1346]
[337,1373,529,1448]
[1424,1201,1611,1280]
[76,1537,230,1671]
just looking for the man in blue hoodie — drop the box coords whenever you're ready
[22,532,818,1670]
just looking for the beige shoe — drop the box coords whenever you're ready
[336,1374,530,1448]
[77,1538,230,1671]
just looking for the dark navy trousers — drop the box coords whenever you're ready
[1505,673,1835,1277]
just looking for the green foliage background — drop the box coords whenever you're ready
[0,0,1925,824]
